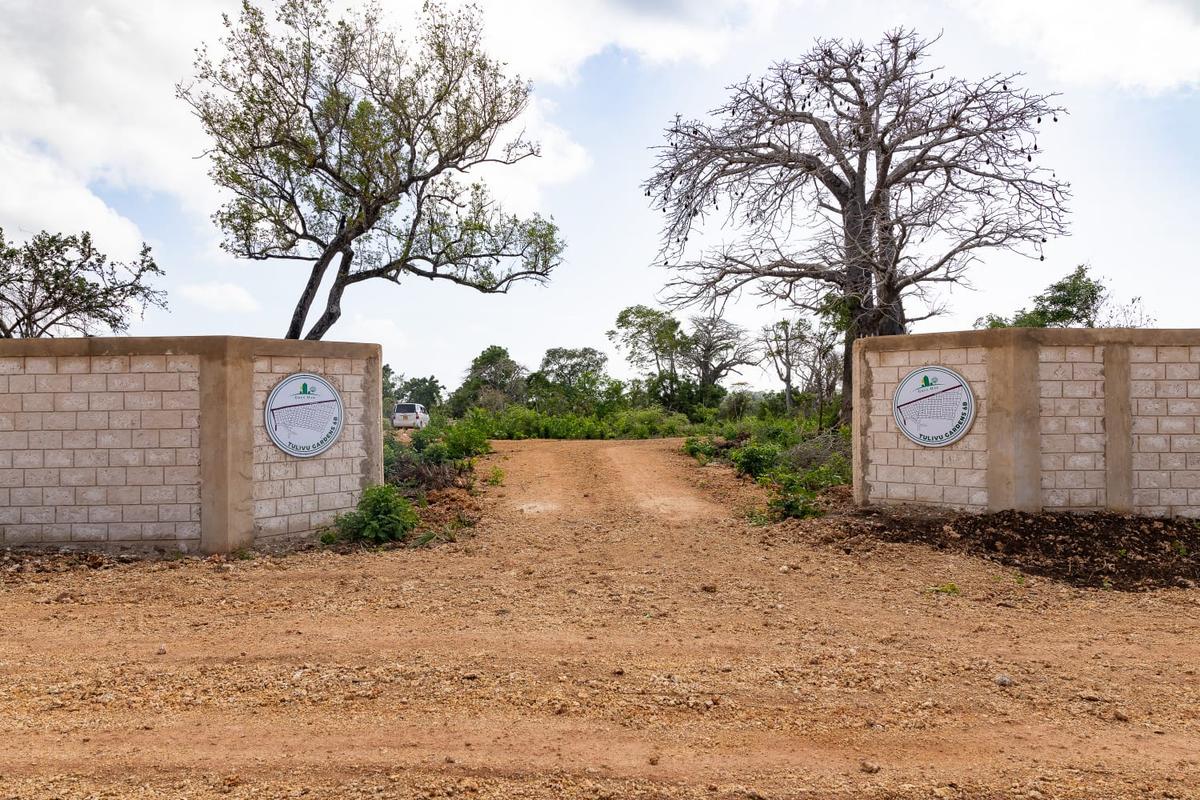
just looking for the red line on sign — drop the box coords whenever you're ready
[895,383,964,410]
[270,399,338,412]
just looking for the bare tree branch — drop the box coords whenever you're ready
[645,28,1070,421]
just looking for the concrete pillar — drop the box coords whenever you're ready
[199,340,255,554]
[361,350,384,488]
[985,331,1042,512]
[1104,344,1133,513]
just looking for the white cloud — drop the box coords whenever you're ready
[0,137,145,256]
[963,0,1200,91]
[472,0,779,85]
[179,282,261,313]
[472,96,593,215]
[0,0,231,210]
[0,0,670,258]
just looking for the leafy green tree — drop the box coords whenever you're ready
[180,0,564,340]
[381,364,404,413]
[976,265,1153,329]
[447,345,527,415]
[0,228,165,338]
[607,305,691,410]
[607,306,686,380]
[609,306,759,413]
[719,388,757,420]
[538,347,608,390]
[527,347,615,415]
[399,375,444,409]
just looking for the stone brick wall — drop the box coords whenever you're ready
[862,346,989,510]
[855,329,1200,519]
[0,353,201,548]
[1130,345,1200,516]
[1038,345,1106,510]
[0,337,382,552]
[251,355,371,542]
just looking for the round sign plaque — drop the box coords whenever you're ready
[892,366,976,448]
[264,373,344,458]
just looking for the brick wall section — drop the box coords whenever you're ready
[863,346,989,510]
[1,336,381,552]
[1130,345,1200,517]
[251,356,370,542]
[0,353,201,548]
[1038,345,1107,510]
[857,330,1200,519]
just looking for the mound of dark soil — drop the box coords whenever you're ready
[802,495,1200,591]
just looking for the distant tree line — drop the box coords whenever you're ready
[384,305,846,427]
[383,366,445,411]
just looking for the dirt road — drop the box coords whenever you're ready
[2,439,1198,799]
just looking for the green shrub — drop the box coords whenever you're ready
[412,412,491,462]
[442,421,490,459]
[438,404,694,442]
[759,454,852,519]
[383,433,401,473]
[730,442,781,478]
[385,446,472,491]
[330,484,420,545]
[683,435,718,460]
[486,466,505,486]
[607,407,690,439]
[760,472,821,519]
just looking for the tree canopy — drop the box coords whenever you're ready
[447,345,528,415]
[526,347,619,416]
[400,376,445,409]
[180,0,564,339]
[976,265,1153,329]
[607,305,759,413]
[0,228,166,339]
[681,315,758,393]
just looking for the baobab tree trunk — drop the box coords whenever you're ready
[837,209,876,426]
[876,301,907,336]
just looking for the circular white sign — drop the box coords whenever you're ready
[892,366,976,448]
[264,373,344,458]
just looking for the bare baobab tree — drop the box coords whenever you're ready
[646,29,1070,421]
[759,318,804,414]
[760,317,840,421]
[793,320,841,428]
[681,315,759,394]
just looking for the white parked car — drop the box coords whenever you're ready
[391,402,430,429]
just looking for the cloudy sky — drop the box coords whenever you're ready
[2,0,1199,392]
